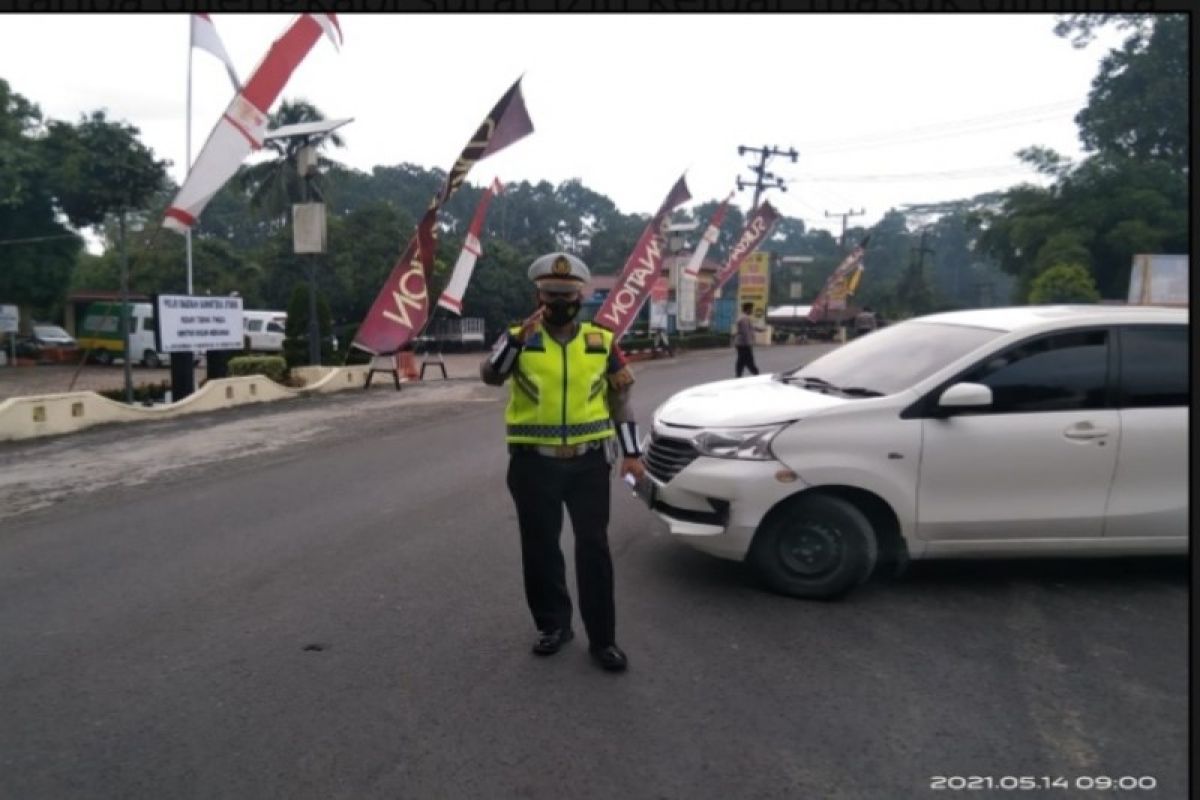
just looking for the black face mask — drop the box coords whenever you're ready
[544,299,581,326]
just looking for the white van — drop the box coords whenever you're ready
[78,302,170,368]
[640,305,1189,599]
[243,310,287,352]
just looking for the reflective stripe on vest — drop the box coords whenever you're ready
[504,322,615,445]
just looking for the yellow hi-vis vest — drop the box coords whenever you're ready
[505,322,616,445]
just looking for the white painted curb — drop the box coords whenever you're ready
[0,365,390,442]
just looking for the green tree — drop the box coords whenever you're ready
[0,79,83,320]
[1028,263,1101,304]
[238,99,345,224]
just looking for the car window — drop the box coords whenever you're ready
[247,320,263,332]
[1119,326,1188,408]
[142,317,154,332]
[960,329,1109,414]
[789,321,1004,395]
[34,325,71,339]
[267,322,284,334]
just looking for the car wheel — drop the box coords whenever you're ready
[143,350,161,369]
[95,350,113,366]
[749,494,878,600]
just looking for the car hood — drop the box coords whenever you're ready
[655,374,848,427]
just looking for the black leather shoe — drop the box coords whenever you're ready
[532,628,574,656]
[589,644,628,672]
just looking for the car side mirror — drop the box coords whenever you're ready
[937,382,993,412]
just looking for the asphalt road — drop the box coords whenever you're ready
[0,344,1187,800]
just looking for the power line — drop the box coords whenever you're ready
[794,98,1083,153]
[0,233,82,247]
[783,163,1041,183]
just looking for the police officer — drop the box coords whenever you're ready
[480,252,644,673]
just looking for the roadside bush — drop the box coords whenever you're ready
[228,355,288,383]
[98,380,171,405]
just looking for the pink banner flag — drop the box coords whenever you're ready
[438,178,503,315]
[592,174,691,338]
[352,79,534,355]
[696,201,780,326]
[165,13,341,234]
[808,236,870,322]
[191,14,241,91]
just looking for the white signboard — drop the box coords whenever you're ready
[155,295,244,353]
[0,304,17,333]
[1128,254,1188,306]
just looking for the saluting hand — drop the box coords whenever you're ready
[516,306,545,344]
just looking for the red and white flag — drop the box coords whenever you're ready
[438,178,503,315]
[191,14,241,91]
[683,191,733,279]
[165,13,341,235]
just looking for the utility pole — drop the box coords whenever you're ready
[736,144,798,211]
[903,230,936,316]
[825,208,865,253]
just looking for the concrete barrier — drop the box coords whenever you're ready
[0,365,381,442]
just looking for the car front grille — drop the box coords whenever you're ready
[645,434,700,483]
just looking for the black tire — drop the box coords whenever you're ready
[95,350,113,366]
[748,494,878,600]
[142,350,161,369]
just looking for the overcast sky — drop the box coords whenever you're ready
[1,13,1124,237]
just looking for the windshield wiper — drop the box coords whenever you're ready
[780,374,833,387]
[839,386,884,398]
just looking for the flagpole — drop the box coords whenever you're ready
[185,17,194,296]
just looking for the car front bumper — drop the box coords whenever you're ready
[640,450,807,562]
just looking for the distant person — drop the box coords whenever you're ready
[650,327,673,358]
[734,302,765,377]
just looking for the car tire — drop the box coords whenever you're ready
[95,350,113,366]
[143,350,161,369]
[748,494,878,600]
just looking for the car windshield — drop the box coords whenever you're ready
[781,321,1005,396]
[34,325,71,339]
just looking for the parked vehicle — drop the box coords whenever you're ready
[77,302,169,367]
[243,310,288,352]
[15,323,79,364]
[640,305,1188,599]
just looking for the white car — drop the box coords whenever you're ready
[641,305,1189,599]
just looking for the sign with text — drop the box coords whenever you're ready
[0,304,18,334]
[155,295,244,353]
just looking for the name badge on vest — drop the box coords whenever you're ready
[584,332,606,353]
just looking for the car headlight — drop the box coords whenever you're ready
[692,424,788,460]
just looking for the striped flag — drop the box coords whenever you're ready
[164,13,342,235]
[191,14,241,91]
[437,178,504,315]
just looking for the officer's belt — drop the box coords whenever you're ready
[509,441,604,459]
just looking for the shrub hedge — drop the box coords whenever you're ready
[228,355,288,383]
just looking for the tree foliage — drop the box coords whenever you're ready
[1028,263,1101,304]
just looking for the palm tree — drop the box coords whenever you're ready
[238,99,345,224]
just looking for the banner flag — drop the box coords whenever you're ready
[808,236,870,322]
[696,200,780,326]
[592,174,691,339]
[192,13,241,91]
[683,191,733,279]
[352,79,534,354]
[165,13,341,234]
[437,178,504,315]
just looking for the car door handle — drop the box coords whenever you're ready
[1063,423,1109,440]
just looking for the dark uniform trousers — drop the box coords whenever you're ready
[505,446,615,648]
